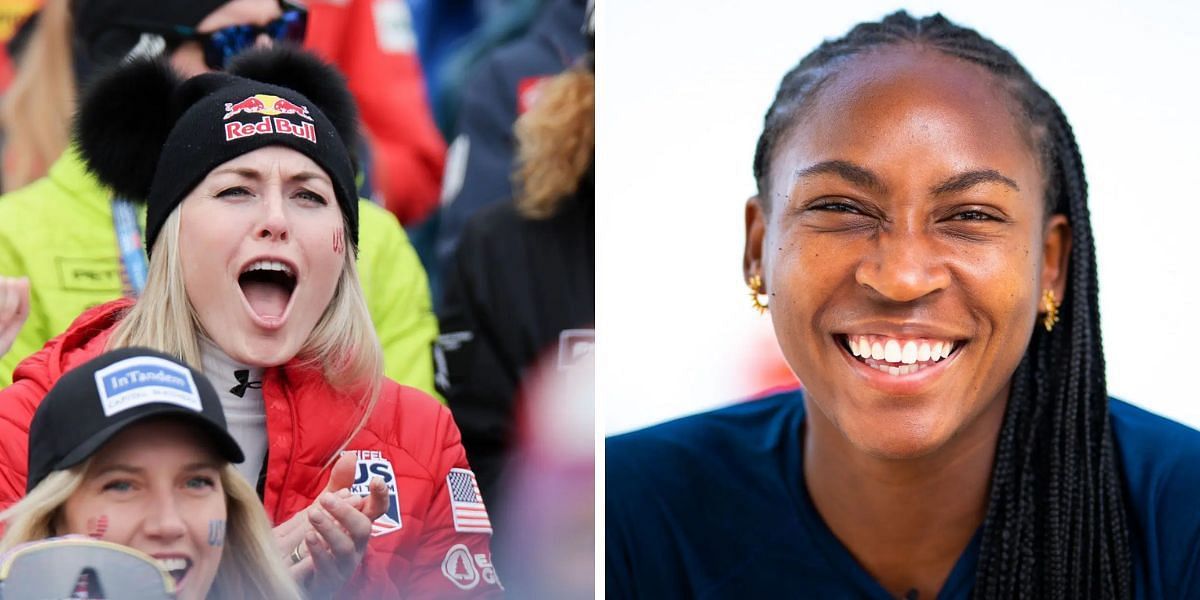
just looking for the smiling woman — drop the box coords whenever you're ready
[606,11,1200,600]
[747,44,1071,462]
[0,348,300,600]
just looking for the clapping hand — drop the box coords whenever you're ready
[274,453,390,598]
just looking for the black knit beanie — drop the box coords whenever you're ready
[74,46,361,255]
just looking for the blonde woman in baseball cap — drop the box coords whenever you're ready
[0,347,301,599]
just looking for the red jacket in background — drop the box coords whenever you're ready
[0,300,503,598]
[305,0,447,226]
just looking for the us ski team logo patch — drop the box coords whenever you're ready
[347,450,402,536]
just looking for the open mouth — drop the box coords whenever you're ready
[238,259,297,321]
[155,556,192,586]
[837,334,963,376]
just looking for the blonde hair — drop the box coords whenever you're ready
[0,461,302,599]
[0,468,81,552]
[1,0,75,191]
[107,207,384,466]
[513,65,595,219]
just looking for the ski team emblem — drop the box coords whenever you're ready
[348,450,402,536]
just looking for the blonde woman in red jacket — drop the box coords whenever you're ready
[0,47,501,598]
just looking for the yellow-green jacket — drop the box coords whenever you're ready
[0,149,439,396]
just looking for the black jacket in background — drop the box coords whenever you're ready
[435,184,594,510]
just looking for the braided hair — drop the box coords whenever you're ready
[751,11,1131,599]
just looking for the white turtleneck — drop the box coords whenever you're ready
[200,339,267,487]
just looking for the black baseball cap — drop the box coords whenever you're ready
[27,347,244,492]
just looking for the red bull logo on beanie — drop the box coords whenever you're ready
[225,116,317,143]
[223,95,265,119]
[223,93,317,143]
[223,94,313,120]
[93,356,202,417]
[271,97,312,120]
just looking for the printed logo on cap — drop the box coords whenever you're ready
[222,93,317,144]
[223,94,313,120]
[345,450,403,536]
[93,356,203,417]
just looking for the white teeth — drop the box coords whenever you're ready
[867,362,923,376]
[157,557,188,571]
[884,340,901,363]
[245,260,294,277]
[847,335,959,370]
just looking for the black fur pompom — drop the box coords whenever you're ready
[171,71,241,115]
[74,58,182,201]
[227,46,361,152]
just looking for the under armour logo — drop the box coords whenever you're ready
[229,369,262,398]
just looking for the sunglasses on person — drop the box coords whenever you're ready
[119,8,308,71]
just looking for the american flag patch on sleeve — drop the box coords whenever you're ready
[447,468,493,534]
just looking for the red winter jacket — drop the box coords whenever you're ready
[0,300,503,598]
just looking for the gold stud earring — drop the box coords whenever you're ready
[1042,289,1060,332]
[748,274,769,314]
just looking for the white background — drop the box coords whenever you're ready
[598,1,1200,434]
